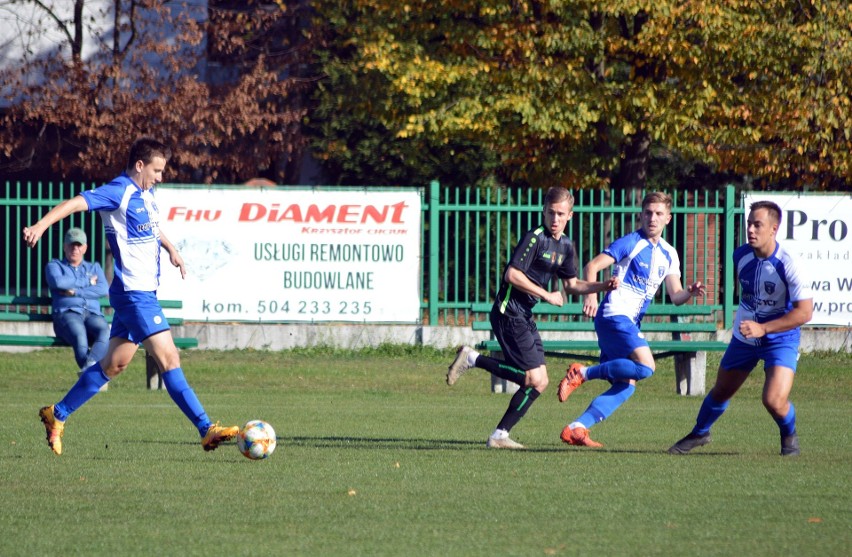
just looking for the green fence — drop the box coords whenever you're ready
[2,180,740,329]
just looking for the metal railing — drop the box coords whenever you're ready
[2,180,740,328]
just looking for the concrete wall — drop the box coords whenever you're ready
[2,321,851,354]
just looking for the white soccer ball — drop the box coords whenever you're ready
[236,420,277,460]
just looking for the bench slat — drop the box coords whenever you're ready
[468,302,718,316]
[471,320,717,333]
[0,333,198,349]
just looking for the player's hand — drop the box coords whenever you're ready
[687,281,706,297]
[546,290,565,307]
[739,320,766,339]
[582,294,598,318]
[606,276,619,291]
[170,251,187,280]
[22,225,45,248]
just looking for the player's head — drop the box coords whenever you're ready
[542,187,574,239]
[127,137,171,190]
[641,191,673,212]
[746,200,782,254]
[127,137,171,169]
[639,191,673,240]
[749,200,782,226]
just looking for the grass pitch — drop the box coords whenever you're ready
[1,346,849,556]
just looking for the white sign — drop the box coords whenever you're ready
[743,193,852,326]
[154,187,422,323]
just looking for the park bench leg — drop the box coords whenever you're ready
[674,351,706,396]
[145,351,164,390]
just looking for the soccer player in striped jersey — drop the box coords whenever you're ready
[446,186,618,449]
[669,200,813,456]
[557,191,706,448]
[24,137,238,455]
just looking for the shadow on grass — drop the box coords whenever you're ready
[286,435,741,455]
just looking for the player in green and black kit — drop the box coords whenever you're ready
[446,186,618,449]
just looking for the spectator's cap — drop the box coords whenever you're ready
[64,228,87,245]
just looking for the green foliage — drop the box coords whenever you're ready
[0,348,849,556]
[310,0,852,189]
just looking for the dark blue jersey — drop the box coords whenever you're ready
[494,226,578,316]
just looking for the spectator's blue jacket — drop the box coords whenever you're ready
[46,258,109,316]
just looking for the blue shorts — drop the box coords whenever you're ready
[109,291,170,344]
[489,307,545,371]
[594,314,648,363]
[720,336,800,373]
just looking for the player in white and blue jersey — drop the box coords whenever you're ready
[556,192,706,448]
[24,138,238,456]
[670,200,813,456]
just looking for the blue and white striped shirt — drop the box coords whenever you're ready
[598,229,681,325]
[81,173,163,295]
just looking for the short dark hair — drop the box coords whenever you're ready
[641,191,673,211]
[127,137,171,169]
[544,186,574,209]
[749,200,782,224]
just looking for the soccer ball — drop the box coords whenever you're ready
[236,420,277,460]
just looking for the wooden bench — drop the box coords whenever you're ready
[0,295,198,390]
[469,302,728,396]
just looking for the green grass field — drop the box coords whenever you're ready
[1,346,849,556]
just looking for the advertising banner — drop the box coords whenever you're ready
[154,187,422,323]
[743,193,852,326]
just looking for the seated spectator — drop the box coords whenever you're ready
[46,228,110,387]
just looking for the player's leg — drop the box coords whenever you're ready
[560,321,651,447]
[558,316,654,402]
[487,319,546,449]
[669,339,756,454]
[39,337,136,455]
[447,311,530,387]
[762,341,800,455]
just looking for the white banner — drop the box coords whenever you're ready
[154,187,422,323]
[743,193,852,326]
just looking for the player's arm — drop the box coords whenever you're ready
[23,196,88,248]
[739,299,814,339]
[665,274,706,305]
[504,265,564,307]
[581,252,616,318]
[563,275,619,296]
[159,230,186,279]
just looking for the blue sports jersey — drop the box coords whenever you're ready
[598,229,681,324]
[80,174,163,294]
[732,242,811,346]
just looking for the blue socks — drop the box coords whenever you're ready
[692,393,730,435]
[53,362,110,421]
[162,367,212,437]
[576,383,636,429]
[586,359,653,382]
[774,402,797,437]
[52,365,213,438]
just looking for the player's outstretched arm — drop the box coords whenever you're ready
[23,196,88,248]
[582,253,616,318]
[504,265,564,307]
[666,276,706,305]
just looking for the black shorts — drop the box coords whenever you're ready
[489,306,545,371]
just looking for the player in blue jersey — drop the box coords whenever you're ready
[669,200,813,456]
[556,191,706,448]
[24,137,238,456]
[446,187,618,449]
